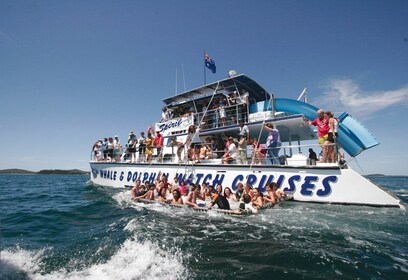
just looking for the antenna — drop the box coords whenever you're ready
[297,88,308,103]
[175,68,178,95]
[182,64,186,92]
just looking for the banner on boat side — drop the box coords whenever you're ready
[92,168,338,198]
[155,116,194,135]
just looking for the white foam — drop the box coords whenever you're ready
[1,237,188,280]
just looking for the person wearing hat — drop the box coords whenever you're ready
[128,131,137,163]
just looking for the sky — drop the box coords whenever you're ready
[1,0,407,175]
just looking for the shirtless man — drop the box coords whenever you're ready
[185,184,205,208]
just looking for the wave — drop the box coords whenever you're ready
[1,237,189,280]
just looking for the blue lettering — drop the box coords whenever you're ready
[142,172,149,182]
[132,172,138,182]
[276,175,285,187]
[186,173,194,185]
[300,176,319,196]
[284,175,301,192]
[148,173,156,182]
[203,174,213,186]
[120,171,124,181]
[258,175,274,192]
[195,173,204,184]
[231,175,244,191]
[175,173,185,183]
[212,174,225,186]
[113,171,117,181]
[318,176,336,196]
[127,171,132,182]
[246,174,257,186]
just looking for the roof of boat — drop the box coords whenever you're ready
[162,74,271,106]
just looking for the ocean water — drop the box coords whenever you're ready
[1,174,407,280]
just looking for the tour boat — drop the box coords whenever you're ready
[89,74,402,208]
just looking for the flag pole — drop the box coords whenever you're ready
[204,50,206,85]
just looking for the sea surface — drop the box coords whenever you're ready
[1,174,407,280]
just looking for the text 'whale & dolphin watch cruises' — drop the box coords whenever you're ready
[89,73,402,209]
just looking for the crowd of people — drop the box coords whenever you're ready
[92,106,342,166]
[130,174,287,213]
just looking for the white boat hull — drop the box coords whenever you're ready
[89,162,402,208]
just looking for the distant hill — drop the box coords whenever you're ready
[0,168,36,174]
[0,169,89,175]
[37,169,89,175]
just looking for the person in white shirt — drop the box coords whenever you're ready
[222,137,238,164]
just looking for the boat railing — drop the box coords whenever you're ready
[191,103,249,130]
[90,141,343,168]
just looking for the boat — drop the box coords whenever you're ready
[89,74,402,208]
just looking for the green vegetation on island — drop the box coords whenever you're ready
[0,169,89,175]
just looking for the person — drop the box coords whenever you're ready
[243,183,254,199]
[102,138,108,160]
[161,107,170,122]
[138,132,146,163]
[237,120,250,164]
[327,111,339,163]
[219,99,227,126]
[201,182,212,200]
[234,182,244,201]
[222,137,238,164]
[308,148,318,165]
[207,189,230,210]
[179,180,188,196]
[144,132,154,163]
[264,123,281,165]
[199,145,208,160]
[251,138,267,164]
[185,184,205,208]
[106,137,114,161]
[171,137,184,163]
[223,187,233,200]
[215,184,223,195]
[185,125,201,163]
[172,177,180,189]
[271,182,285,200]
[263,183,277,204]
[239,194,253,212]
[114,135,121,149]
[251,188,264,212]
[308,109,330,161]
[154,131,164,163]
[131,179,144,197]
[92,140,102,161]
[157,187,168,203]
[134,183,155,201]
[128,131,137,163]
[169,189,184,205]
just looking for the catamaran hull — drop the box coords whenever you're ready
[89,162,402,208]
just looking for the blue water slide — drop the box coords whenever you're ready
[336,112,380,157]
[270,98,379,157]
[274,98,319,121]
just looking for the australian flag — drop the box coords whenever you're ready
[205,53,216,73]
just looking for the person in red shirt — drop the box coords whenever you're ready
[309,109,330,145]
[154,131,164,162]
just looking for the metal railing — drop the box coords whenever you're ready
[91,141,344,168]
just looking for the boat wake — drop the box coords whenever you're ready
[1,235,189,280]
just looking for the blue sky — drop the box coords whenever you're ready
[1,0,407,175]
